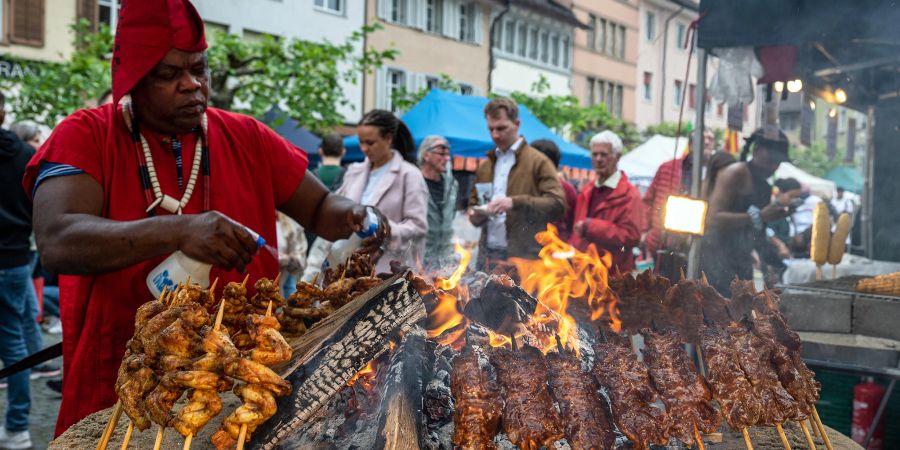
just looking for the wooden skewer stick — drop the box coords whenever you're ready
[310,272,319,286]
[776,423,792,450]
[96,401,123,450]
[273,273,281,285]
[815,265,823,281]
[680,266,687,281]
[208,278,219,298]
[811,407,834,450]
[695,344,708,377]
[742,428,755,450]
[119,422,133,450]
[236,423,249,450]
[153,426,164,450]
[185,275,191,287]
[799,420,818,450]
[832,265,837,281]
[182,433,192,450]
[808,419,822,440]
[694,425,706,450]
[700,271,710,286]
[240,273,250,290]
[213,296,227,331]
[266,300,273,317]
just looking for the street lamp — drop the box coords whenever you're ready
[834,88,848,104]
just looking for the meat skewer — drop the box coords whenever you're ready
[592,334,672,450]
[490,342,564,450]
[451,343,501,449]
[642,328,720,446]
[546,338,615,450]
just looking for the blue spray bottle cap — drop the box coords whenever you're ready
[242,226,266,248]
[355,207,379,238]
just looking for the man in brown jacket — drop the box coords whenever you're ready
[468,97,566,270]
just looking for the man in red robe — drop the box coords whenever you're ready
[23,0,382,435]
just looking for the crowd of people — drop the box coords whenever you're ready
[0,0,859,446]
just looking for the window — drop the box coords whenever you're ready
[426,0,443,33]
[426,76,441,91]
[390,0,407,24]
[615,85,624,118]
[10,0,45,45]
[645,11,655,41]
[387,68,406,113]
[459,83,474,96]
[606,20,615,55]
[562,36,570,68]
[550,34,560,66]
[539,31,549,63]
[643,72,652,101]
[607,82,615,109]
[617,25,625,58]
[689,84,696,109]
[674,80,683,106]
[676,22,687,49]
[517,22,527,57]
[598,19,607,53]
[459,3,469,41]
[528,28,539,59]
[587,14,596,49]
[504,20,515,53]
[587,77,596,105]
[314,0,343,14]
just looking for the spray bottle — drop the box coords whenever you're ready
[146,222,266,297]
[325,207,380,270]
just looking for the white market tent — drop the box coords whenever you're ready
[773,162,836,198]
[619,135,689,190]
[619,135,835,197]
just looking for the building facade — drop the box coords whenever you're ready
[635,0,758,134]
[489,0,581,98]
[363,0,494,113]
[1,0,77,63]
[192,0,366,123]
[571,0,638,121]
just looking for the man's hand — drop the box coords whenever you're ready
[356,206,391,256]
[176,211,259,273]
[487,197,513,215]
[760,204,790,223]
[468,208,490,227]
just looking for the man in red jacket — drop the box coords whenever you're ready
[570,131,643,272]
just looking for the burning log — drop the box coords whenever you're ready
[250,272,426,449]
[462,274,538,337]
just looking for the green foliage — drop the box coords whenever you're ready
[207,24,398,134]
[1,19,113,127]
[508,76,641,151]
[391,74,459,112]
[642,121,692,138]
[790,142,856,178]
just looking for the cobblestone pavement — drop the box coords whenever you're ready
[0,329,63,450]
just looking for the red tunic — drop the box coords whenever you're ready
[23,104,308,435]
[569,172,643,273]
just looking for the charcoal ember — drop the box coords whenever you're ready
[424,378,454,424]
[460,271,491,299]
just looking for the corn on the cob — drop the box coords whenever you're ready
[827,213,852,265]
[810,202,831,266]
[857,272,900,295]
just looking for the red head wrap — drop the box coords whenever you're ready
[111,0,208,106]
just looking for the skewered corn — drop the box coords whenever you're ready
[810,202,831,266]
[856,272,900,296]
[827,213,852,265]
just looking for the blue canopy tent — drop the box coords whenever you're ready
[344,89,592,169]
[261,109,324,167]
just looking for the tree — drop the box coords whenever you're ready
[790,142,853,178]
[509,76,641,151]
[390,74,459,112]
[206,24,397,134]
[1,20,113,127]
[643,121,691,138]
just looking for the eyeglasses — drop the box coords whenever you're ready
[429,144,451,157]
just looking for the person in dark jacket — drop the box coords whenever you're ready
[531,139,577,242]
[0,92,37,449]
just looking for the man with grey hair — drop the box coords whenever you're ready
[570,130,643,272]
[10,121,41,150]
[418,135,457,264]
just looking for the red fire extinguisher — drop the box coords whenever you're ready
[852,376,885,449]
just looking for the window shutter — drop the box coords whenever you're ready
[472,4,482,44]
[410,0,423,29]
[77,0,98,32]
[11,0,45,46]
[442,0,459,39]
[375,67,388,110]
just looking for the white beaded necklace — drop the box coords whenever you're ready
[122,99,208,215]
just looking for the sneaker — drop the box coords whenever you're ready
[0,426,31,449]
[41,316,62,335]
[45,379,62,394]
[30,364,61,380]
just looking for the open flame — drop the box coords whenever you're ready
[426,245,473,350]
[510,224,620,354]
[347,360,376,387]
[435,242,471,291]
